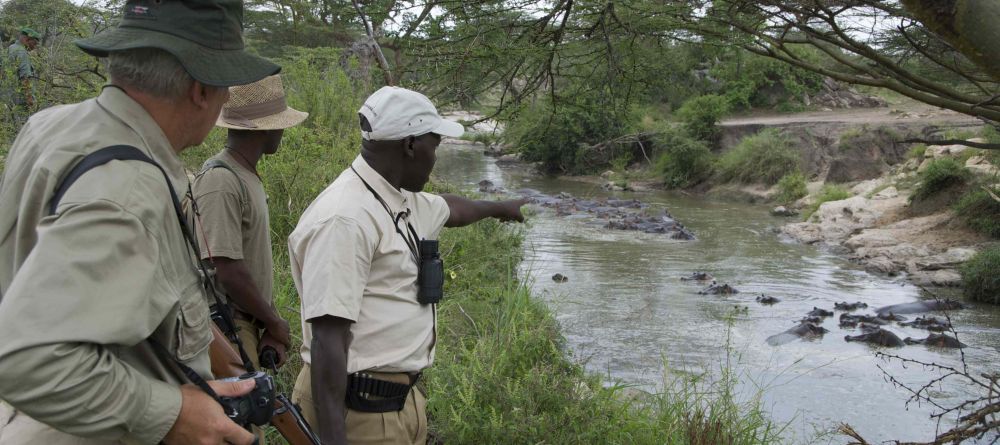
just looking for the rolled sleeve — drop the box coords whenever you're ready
[411,192,451,239]
[297,216,376,323]
[0,199,181,441]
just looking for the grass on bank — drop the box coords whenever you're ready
[775,172,808,204]
[911,158,970,202]
[961,247,1000,304]
[954,186,1000,239]
[716,129,800,185]
[803,185,852,221]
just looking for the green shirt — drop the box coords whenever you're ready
[6,42,33,80]
[0,87,213,444]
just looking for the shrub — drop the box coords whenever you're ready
[509,94,626,174]
[803,185,852,220]
[652,126,714,188]
[912,158,970,201]
[906,144,927,160]
[961,247,1000,304]
[775,172,808,203]
[675,94,730,142]
[716,129,800,185]
[954,187,1000,238]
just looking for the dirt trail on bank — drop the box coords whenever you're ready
[721,105,980,127]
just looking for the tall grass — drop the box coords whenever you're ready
[954,186,1000,239]
[961,247,1000,304]
[912,158,970,201]
[717,129,800,185]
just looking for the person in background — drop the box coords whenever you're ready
[6,27,40,108]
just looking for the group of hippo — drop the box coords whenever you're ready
[770,298,967,348]
[477,180,697,239]
[680,271,968,349]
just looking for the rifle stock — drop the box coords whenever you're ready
[208,325,320,444]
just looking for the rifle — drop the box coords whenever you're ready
[208,335,321,445]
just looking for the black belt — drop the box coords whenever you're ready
[345,372,420,413]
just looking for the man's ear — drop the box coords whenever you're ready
[189,81,210,109]
[403,136,416,158]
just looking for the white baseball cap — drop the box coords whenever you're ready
[358,86,465,141]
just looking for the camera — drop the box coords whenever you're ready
[417,239,444,305]
[219,371,276,427]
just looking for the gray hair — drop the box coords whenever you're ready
[107,48,195,100]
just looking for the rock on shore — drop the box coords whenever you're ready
[781,189,985,287]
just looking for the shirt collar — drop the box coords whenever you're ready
[95,86,188,192]
[351,155,408,212]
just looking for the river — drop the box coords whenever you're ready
[434,143,1000,444]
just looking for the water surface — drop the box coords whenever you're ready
[435,143,1000,444]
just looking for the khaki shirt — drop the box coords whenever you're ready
[0,87,213,444]
[191,150,274,311]
[289,155,450,373]
[6,42,33,80]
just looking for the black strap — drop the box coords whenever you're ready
[48,145,256,394]
[197,158,249,206]
[350,166,421,263]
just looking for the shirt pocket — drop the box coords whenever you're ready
[174,280,213,362]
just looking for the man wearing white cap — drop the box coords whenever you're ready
[191,74,308,378]
[288,86,527,444]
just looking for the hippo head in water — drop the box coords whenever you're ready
[903,333,966,348]
[756,295,780,305]
[698,281,739,295]
[899,316,952,332]
[844,328,904,347]
[875,299,966,317]
[834,301,868,311]
[681,271,714,282]
[807,307,834,318]
[766,322,829,346]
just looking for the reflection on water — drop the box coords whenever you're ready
[434,143,1000,444]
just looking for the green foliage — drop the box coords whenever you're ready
[652,126,713,188]
[954,187,1000,239]
[716,129,800,185]
[838,126,867,151]
[508,92,627,174]
[961,247,1000,304]
[675,94,730,142]
[912,158,970,201]
[775,172,808,203]
[713,49,824,110]
[803,185,852,220]
[907,144,927,160]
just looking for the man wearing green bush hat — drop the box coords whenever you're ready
[4,27,40,108]
[0,1,279,444]
[289,86,528,445]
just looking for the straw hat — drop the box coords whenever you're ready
[217,75,308,130]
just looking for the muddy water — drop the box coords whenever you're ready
[434,143,1000,444]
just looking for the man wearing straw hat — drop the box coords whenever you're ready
[0,1,278,444]
[191,75,307,374]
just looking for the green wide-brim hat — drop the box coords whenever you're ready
[75,0,279,87]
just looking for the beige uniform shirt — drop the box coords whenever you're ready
[0,87,213,445]
[289,155,450,373]
[191,150,274,310]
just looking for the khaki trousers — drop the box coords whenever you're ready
[292,364,427,445]
[0,402,115,445]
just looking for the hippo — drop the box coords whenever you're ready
[681,272,714,282]
[834,301,868,311]
[877,312,908,322]
[904,333,966,348]
[698,281,739,295]
[844,328,905,347]
[799,316,824,325]
[756,295,780,305]
[839,313,887,328]
[875,299,966,317]
[552,273,569,283]
[807,307,834,318]
[477,179,505,194]
[766,322,829,346]
[899,316,952,332]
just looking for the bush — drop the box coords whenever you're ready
[716,129,800,185]
[675,94,730,142]
[652,126,714,188]
[954,187,1000,238]
[907,144,927,160]
[509,93,627,174]
[912,158,970,201]
[803,185,852,220]
[775,172,808,203]
[961,247,1000,304]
